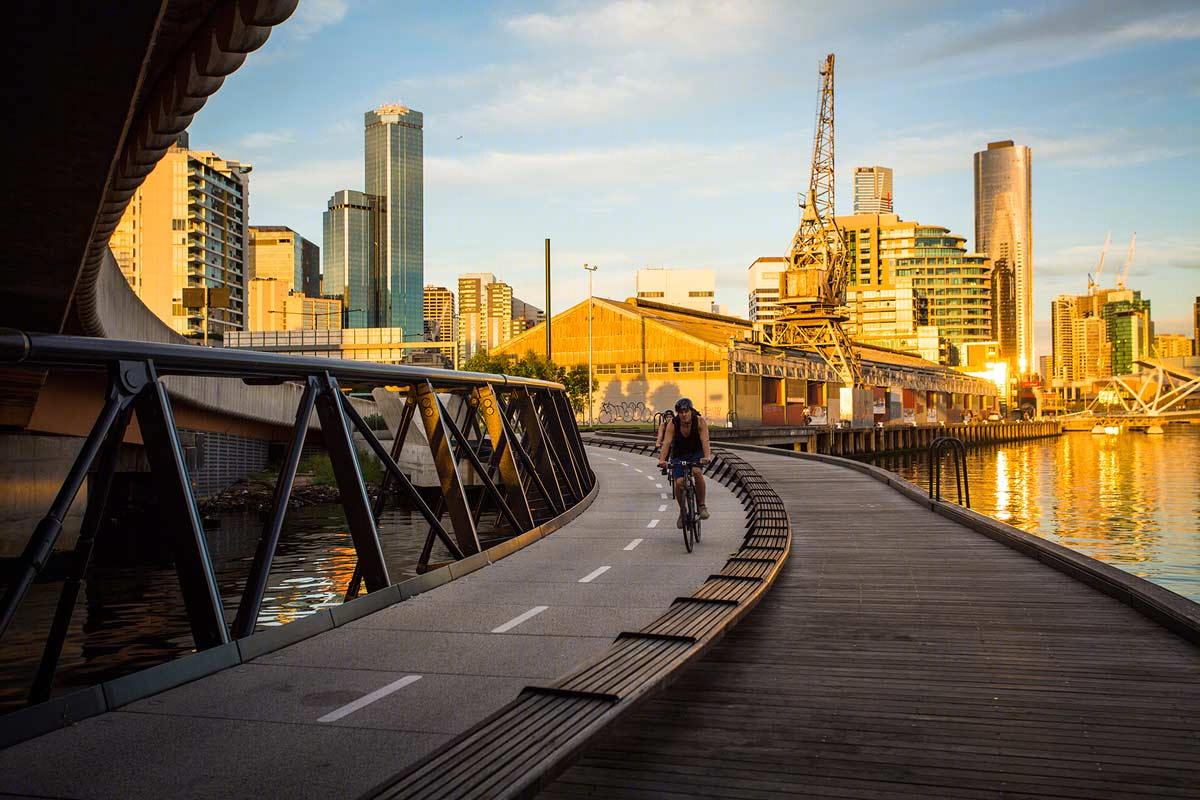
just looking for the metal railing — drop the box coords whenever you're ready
[0,329,594,704]
[927,436,969,507]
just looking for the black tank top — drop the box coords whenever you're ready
[672,415,702,454]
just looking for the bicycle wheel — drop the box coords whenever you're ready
[682,480,696,553]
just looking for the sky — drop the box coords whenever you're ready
[189,0,1200,361]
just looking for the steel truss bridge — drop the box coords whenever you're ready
[1059,359,1200,424]
[0,330,594,705]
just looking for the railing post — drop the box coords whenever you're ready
[415,381,481,556]
[231,376,319,639]
[135,362,229,648]
[473,385,535,530]
[313,373,391,592]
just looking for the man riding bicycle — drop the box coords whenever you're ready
[657,398,712,528]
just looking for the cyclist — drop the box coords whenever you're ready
[657,398,712,528]
[653,409,675,461]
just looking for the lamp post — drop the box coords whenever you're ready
[584,263,597,426]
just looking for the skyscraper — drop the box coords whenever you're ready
[974,140,1032,373]
[852,166,893,214]
[1194,296,1199,356]
[322,189,382,329]
[423,285,454,341]
[365,104,424,340]
[249,226,319,298]
[111,133,250,341]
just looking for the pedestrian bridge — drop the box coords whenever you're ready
[2,431,1197,798]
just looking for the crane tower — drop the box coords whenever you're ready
[764,53,861,385]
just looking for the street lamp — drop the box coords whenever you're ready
[584,263,598,426]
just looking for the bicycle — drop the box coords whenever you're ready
[671,459,705,552]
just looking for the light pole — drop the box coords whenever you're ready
[584,262,598,426]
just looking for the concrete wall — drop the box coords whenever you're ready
[0,434,89,557]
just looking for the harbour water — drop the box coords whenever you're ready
[0,505,452,712]
[866,424,1200,603]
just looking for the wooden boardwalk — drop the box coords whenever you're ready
[541,450,1200,799]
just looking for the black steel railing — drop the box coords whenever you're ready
[0,329,594,704]
[928,435,969,507]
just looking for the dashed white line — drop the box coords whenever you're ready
[620,462,629,466]
[655,483,663,489]
[624,538,643,551]
[607,457,616,461]
[579,566,611,583]
[660,493,670,499]
[634,468,644,473]
[658,504,668,512]
[646,519,660,528]
[317,675,422,722]
[492,605,549,633]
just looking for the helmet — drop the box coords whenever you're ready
[674,397,694,412]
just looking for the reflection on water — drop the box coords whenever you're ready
[869,425,1200,602]
[0,504,453,712]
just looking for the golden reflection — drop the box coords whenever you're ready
[992,448,1010,520]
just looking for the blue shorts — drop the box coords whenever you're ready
[671,453,704,480]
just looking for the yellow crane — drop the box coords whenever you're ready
[764,53,861,386]
[1087,231,1111,295]
[1116,231,1136,290]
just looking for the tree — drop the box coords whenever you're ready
[460,350,594,414]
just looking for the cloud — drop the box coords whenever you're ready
[236,130,295,150]
[426,138,799,199]
[505,0,780,59]
[904,1,1200,78]
[285,0,349,41]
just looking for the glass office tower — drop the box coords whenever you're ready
[365,105,424,341]
[322,190,381,329]
[974,140,1032,373]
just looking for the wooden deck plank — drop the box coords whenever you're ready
[540,452,1200,799]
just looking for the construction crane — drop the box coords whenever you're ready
[1116,231,1136,290]
[1087,231,1111,295]
[763,53,861,386]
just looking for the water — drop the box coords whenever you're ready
[866,424,1200,602]
[0,504,456,712]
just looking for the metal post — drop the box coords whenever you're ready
[545,238,551,360]
[584,262,597,426]
[231,377,319,639]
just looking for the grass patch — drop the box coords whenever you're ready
[298,450,383,486]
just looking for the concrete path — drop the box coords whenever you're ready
[0,447,743,800]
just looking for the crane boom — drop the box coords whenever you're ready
[763,53,861,386]
[1116,231,1136,290]
[1088,231,1111,295]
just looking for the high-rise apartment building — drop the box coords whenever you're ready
[974,140,1033,372]
[834,213,988,365]
[843,287,941,363]
[891,226,993,365]
[323,189,382,328]
[365,105,424,340]
[457,273,496,362]
[852,166,893,214]
[1153,334,1193,359]
[1102,291,1152,375]
[510,296,544,335]
[423,285,454,341]
[835,212,902,288]
[111,133,250,341]
[635,267,716,312]
[249,226,319,298]
[748,257,787,330]
[246,277,341,331]
[1051,294,1111,385]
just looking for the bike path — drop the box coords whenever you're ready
[0,447,742,800]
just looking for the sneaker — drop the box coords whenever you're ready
[698,505,710,520]
[676,513,684,529]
